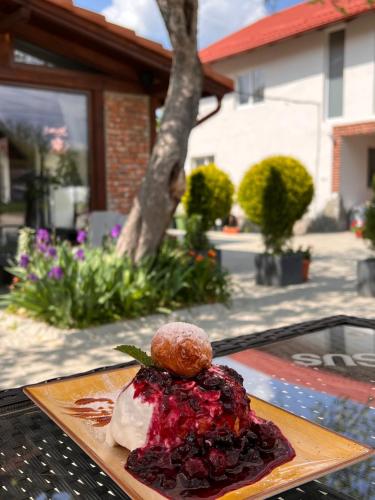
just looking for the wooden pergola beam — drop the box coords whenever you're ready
[0,6,30,33]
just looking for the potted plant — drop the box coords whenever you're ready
[238,156,314,286]
[297,246,312,282]
[350,205,366,239]
[358,179,375,296]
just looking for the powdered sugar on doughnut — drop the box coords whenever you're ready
[155,322,209,345]
[151,322,213,377]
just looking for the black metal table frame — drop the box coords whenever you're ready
[1,314,374,500]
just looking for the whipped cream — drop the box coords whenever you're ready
[106,383,154,451]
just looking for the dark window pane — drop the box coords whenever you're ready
[328,30,345,118]
[0,85,89,232]
[368,149,375,188]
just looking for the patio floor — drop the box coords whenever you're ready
[1,231,374,389]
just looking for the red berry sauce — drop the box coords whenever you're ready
[125,365,295,499]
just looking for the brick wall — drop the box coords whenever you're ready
[332,135,342,193]
[332,121,375,192]
[105,92,150,214]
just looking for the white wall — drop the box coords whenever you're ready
[188,12,375,217]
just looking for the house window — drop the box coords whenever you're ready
[13,39,96,73]
[237,69,265,105]
[327,30,345,118]
[191,155,214,168]
[0,85,89,230]
[368,149,375,188]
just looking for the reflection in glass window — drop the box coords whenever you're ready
[0,85,89,231]
[14,48,54,67]
[236,69,265,105]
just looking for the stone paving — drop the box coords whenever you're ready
[1,231,374,389]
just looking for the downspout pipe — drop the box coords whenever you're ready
[195,96,222,127]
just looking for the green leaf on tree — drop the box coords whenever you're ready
[115,344,154,366]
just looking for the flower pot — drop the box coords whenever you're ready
[357,258,375,297]
[302,259,310,282]
[223,226,240,234]
[255,253,304,287]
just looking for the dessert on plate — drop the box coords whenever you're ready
[107,322,295,499]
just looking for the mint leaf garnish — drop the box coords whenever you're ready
[115,345,154,366]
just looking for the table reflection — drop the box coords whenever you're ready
[216,325,375,499]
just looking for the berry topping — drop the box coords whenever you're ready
[124,364,295,499]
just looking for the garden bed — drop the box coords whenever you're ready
[2,228,231,329]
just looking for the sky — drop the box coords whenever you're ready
[74,0,304,49]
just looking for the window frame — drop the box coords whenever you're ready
[191,155,215,169]
[0,82,93,227]
[12,38,97,73]
[236,69,265,107]
[0,34,106,211]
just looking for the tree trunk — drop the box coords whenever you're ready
[116,0,202,262]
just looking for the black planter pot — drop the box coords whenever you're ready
[357,258,375,297]
[255,253,304,287]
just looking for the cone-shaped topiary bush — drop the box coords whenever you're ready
[184,214,210,251]
[183,164,234,231]
[238,156,314,253]
[364,176,375,250]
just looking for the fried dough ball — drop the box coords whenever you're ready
[151,322,212,377]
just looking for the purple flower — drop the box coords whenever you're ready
[76,229,87,244]
[48,266,64,280]
[74,248,85,261]
[37,243,48,254]
[48,247,57,258]
[27,273,38,282]
[110,224,122,239]
[19,254,30,268]
[36,228,50,243]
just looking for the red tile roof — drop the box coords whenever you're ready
[200,0,375,64]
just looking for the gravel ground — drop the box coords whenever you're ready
[1,231,374,389]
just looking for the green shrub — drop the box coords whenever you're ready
[2,228,231,328]
[364,176,375,250]
[183,164,234,230]
[184,214,210,251]
[262,167,290,253]
[238,156,314,252]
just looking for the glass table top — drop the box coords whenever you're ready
[0,321,374,499]
[216,324,375,499]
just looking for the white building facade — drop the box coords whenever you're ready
[187,5,375,225]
